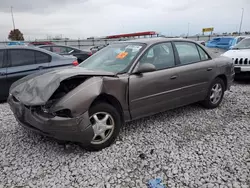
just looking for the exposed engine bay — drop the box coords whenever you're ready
[40,76,91,118]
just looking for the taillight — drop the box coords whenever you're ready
[88,52,92,56]
[72,60,79,66]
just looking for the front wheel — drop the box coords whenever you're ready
[201,78,225,109]
[84,103,122,151]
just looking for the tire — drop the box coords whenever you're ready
[84,103,122,151]
[201,77,225,109]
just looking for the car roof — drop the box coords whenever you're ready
[240,36,250,39]
[0,45,66,58]
[115,37,197,45]
[212,36,234,39]
[37,44,91,52]
[234,35,249,38]
[38,44,68,47]
[0,45,40,50]
[38,44,79,49]
[29,41,53,44]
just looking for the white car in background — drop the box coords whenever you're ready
[221,37,250,78]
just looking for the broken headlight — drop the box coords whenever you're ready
[52,109,73,118]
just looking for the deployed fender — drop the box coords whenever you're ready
[50,77,104,116]
[50,76,129,117]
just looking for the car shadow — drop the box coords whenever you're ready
[15,99,229,155]
[123,102,202,129]
[19,102,205,154]
[234,79,250,85]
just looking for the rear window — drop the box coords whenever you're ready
[237,37,245,44]
[0,50,4,68]
[10,49,35,67]
[220,38,233,44]
[212,38,220,41]
[35,51,51,63]
[41,46,51,51]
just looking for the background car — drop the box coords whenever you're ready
[196,40,206,46]
[8,38,234,151]
[90,44,109,54]
[0,46,78,101]
[221,37,250,78]
[7,41,26,46]
[38,45,92,63]
[205,37,234,50]
[28,41,54,46]
[228,36,247,50]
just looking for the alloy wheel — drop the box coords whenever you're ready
[90,112,115,145]
[210,83,222,104]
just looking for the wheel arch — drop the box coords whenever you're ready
[216,74,227,89]
[90,94,124,121]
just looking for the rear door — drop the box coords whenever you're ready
[6,49,50,93]
[172,41,217,105]
[0,49,8,99]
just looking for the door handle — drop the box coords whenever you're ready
[170,75,177,80]
[0,72,6,76]
[207,68,213,71]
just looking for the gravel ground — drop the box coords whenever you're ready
[0,82,250,188]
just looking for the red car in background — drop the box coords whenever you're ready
[28,41,54,46]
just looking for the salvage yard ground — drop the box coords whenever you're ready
[0,82,250,188]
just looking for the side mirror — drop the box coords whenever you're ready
[135,63,156,74]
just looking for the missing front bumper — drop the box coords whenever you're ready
[8,95,94,145]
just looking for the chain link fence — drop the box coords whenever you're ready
[1,34,249,50]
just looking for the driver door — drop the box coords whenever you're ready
[129,42,182,119]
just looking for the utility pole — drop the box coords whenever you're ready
[187,22,190,37]
[11,6,16,30]
[238,8,244,35]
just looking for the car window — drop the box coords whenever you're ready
[72,49,81,53]
[41,46,51,51]
[174,42,201,65]
[10,49,35,67]
[52,46,68,53]
[211,38,220,43]
[146,48,154,58]
[79,43,145,73]
[66,47,75,53]
[0,50,4,68]
[35,51,51,63]
[237,37,245,44]
[197,45,209,61]
[140,42,175,70]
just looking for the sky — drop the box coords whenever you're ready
[0,0,249,40]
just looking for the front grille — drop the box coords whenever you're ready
[233,58,250,65]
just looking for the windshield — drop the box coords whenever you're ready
[79,42,145,73]
[233,38,250,49]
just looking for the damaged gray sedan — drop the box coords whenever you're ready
[8,38,234,150]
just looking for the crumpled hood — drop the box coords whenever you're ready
[9,67,115,106]
[221,49,250,59]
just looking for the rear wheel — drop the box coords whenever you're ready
[85,103,122,151]
[201,78,225,109]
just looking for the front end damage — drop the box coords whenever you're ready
[8,68,118,144]
[8,93,94,144]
